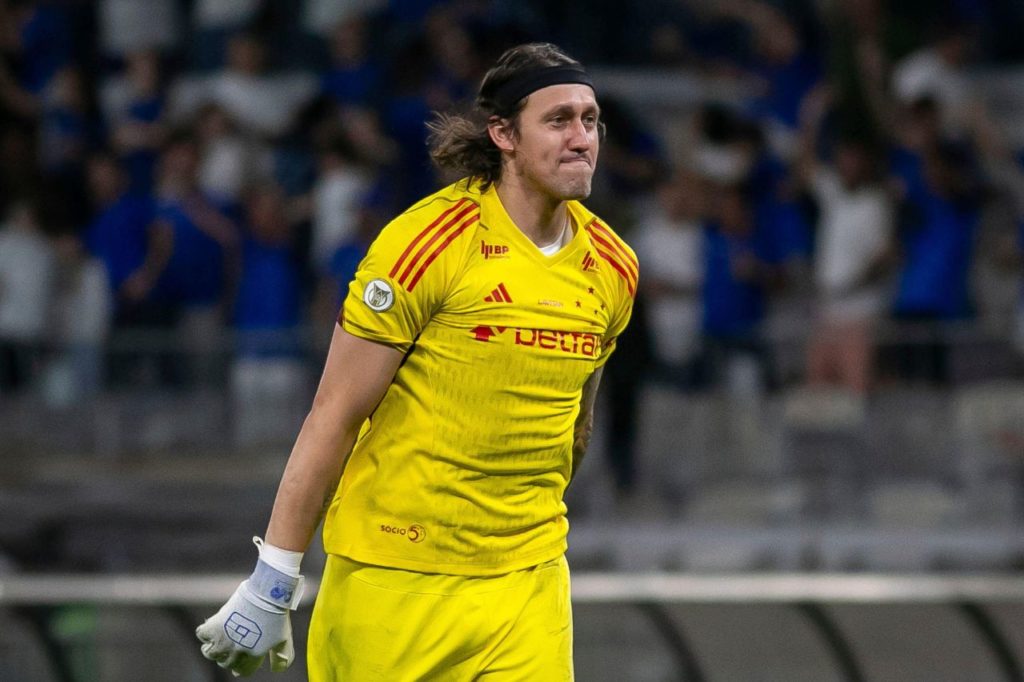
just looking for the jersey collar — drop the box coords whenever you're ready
[476,181,592,265]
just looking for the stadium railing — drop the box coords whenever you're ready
[4,572,1024,682]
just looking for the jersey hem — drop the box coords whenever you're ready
[325,540,569,577]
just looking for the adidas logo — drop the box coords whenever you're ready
[581,251,599,272]
[484,283,513,303]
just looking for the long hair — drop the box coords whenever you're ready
[426,43,582,190]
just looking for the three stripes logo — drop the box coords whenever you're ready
[581,251,599,272]
[483,282,513,303]
[389,199,480,291]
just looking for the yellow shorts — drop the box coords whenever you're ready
[307,553,573,681]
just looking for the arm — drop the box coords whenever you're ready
[200,185,445,675]
[570,366,604,483]
[795,83,832,189]
[853,37,902,143]
[120,219,174,302]
[198,289,405,676]
[185,195,240,248]
[716,0,800,54]
[265,323,404,552]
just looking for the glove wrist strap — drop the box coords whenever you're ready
[248,557,305,611]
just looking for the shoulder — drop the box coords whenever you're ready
[378,182,482,250]
[572,203,638,299]
[397,180,481,223]
[571,202,637,259]
[370,181,483,291]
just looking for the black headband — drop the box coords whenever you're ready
[489,65,595,115]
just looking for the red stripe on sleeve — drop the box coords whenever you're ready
[397,203,477,286]
[593,246,637,296]
[590,221,639,270]
[406,212,480,291]
[389,198,470,279]
[586,227,638,282]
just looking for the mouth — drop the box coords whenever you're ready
[560,158,592,167]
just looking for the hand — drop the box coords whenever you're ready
[196,559,303,676]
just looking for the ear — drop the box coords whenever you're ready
[487,117,515,153]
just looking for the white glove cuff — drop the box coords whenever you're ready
[256,538,304,577]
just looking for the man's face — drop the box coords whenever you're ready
[501,83,600,201]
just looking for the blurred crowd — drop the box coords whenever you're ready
[604,0,1024,493]
[0,0,1023,428]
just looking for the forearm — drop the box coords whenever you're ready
[198,326,402,672]
[264,404,360,552]
[570,366,604,483]
[796,85,832,188]
[136,224,173,284]
[262,324,405,553]
[571,411,594,480]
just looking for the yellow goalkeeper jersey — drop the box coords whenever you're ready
[323,179,637,575]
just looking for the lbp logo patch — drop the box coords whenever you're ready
[363,279,395,312]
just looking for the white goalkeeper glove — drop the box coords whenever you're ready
[196,538,305,677]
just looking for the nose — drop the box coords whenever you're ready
[566,118,591,152]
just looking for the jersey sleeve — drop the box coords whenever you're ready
[340,198,480,352]
[596,237,639,368]
[596,295,634,367]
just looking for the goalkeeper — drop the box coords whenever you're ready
[197,41,636,680]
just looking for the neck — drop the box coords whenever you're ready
[494,176,569,247]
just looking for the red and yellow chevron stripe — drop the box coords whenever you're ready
[389,199,480,291]
[585,220,637,296]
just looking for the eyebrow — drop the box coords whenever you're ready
[542,102,601,118]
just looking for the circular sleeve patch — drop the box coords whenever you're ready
[363,279,395,312]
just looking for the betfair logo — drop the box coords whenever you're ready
[481,241,510,259]
[380,523,426,543]
[469,325,600,357]
[581,251,599,272]
[484,283,513,303]
[471,325,506,342]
